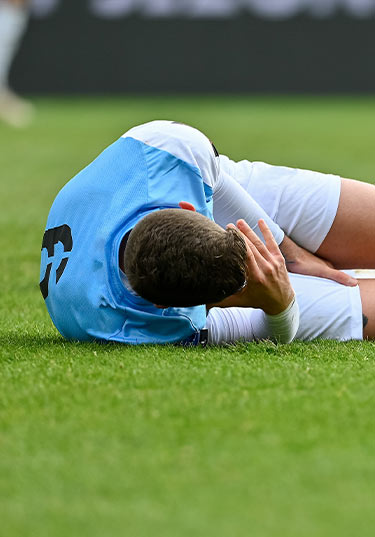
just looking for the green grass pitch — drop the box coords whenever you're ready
[1,96,375,537]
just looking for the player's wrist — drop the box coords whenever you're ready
[279,235,300,265]
[265,294,299,343]
[262,288,295,316]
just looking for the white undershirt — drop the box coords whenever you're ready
[206,295,299,345]
[213,167,285,246]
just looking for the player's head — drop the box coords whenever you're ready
[123,209,247,307]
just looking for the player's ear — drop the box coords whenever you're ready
[179,201,196,211]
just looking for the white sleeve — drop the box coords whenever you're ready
[206,295,299,345]
[213,166,285,245]
[217,154,342,253]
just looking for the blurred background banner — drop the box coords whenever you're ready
[30,0,375,18]
[12,0,375,93]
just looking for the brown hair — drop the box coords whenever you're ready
[123,209,247,307]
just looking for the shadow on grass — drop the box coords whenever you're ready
[0,332,63,346]
[0,331,127,351]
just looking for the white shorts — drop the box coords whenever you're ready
[290,273,363,340]
[220,156,342,252]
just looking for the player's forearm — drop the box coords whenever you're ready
[279,234,312,268]
[207,287,294,315]
[206,293,247,311]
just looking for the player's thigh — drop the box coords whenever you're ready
[289,273,363,341]
[316,178,375,269]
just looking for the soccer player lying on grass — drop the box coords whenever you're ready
[40,120,375,345]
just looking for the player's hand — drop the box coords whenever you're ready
[279,235,358,287]
[225,219,295,315]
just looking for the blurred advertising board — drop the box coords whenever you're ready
[30,0,375,18]
[12,0,375,93]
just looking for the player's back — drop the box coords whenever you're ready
[40,133,210,344]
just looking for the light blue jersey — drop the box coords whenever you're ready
[40,125,215,344]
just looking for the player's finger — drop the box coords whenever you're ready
[234,228,263,280]
[227,223,261,266]
[244,234,275,281]
[228,222,270,276]
[323,267,358,287]
[178,201,196,211]
[258,219,282,257]
[239,225,277,274]
[236,219,273,261]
